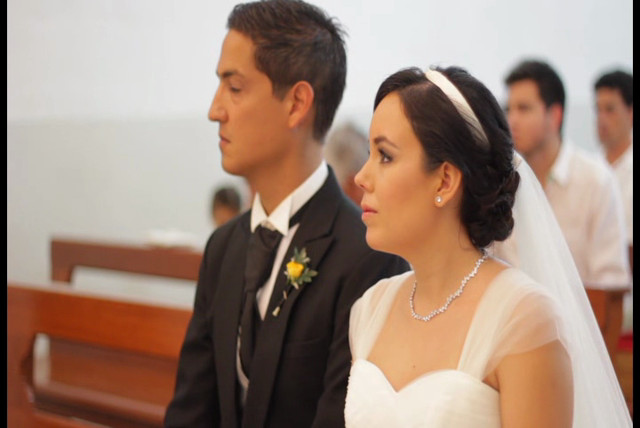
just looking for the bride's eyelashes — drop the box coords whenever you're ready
[378,148,393,164]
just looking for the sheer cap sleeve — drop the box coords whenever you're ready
[349,271,413,360]
[458,268,567,380]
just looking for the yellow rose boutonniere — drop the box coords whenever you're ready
[286,260,305,282]
[272,247,318,317]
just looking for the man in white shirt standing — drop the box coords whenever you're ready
[594,69,633,332]
[594,70,633,265]
[503,59,631,290]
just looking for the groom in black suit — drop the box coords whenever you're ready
[164,1,409,427]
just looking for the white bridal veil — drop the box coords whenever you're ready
[492,154,632,427]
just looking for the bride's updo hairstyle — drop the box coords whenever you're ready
[374,66,520,249]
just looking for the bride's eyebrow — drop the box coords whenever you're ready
[373,136,399,149]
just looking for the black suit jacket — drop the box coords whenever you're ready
[165,170,409,428]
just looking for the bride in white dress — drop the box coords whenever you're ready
[344,66,632,427]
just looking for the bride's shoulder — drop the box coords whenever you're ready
[492,267,551,295]
[489,267,562,319]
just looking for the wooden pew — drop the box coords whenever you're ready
[584,285,630,365]
[50,236,203,283]
[584,280,633,419]
[616,335,634,419]
[8,281,192,428]
[585,282,633,418]
[39,237,202,426]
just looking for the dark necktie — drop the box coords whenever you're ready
[239,224,283,378]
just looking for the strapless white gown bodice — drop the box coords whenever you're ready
[345,268,561,427]
[347,360,500,427]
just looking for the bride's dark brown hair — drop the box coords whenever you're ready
[374,66,520,249]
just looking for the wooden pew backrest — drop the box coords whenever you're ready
[8,282,191,427]
[50,237,203,283]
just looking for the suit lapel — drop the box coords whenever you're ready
[243,169,344,427]
[212,214,251,426]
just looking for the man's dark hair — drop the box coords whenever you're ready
[212,186,242,214]
[505,59,566,134]
[594,70,633,107]
[228,0,347,141]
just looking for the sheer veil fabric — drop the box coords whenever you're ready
[490,154,632,427]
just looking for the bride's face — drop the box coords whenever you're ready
[354,92,439,258]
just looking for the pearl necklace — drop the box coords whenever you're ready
[409,253,488,322]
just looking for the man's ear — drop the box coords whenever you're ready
[434,161,463,207]
[286,81,315,129]
[548,103,564,134]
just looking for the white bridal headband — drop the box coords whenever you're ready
[424,68,489,148]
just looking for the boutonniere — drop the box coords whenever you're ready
[272,247,318,317]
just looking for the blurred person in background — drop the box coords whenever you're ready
[594,69,633,334]
[211,184,243,228]
[594,69,633,267]
[503,59,631,290]
[324,121,369,206]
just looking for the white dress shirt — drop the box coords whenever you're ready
[544,140,631,288]
[610,142,633,245]
[601,140,633,332]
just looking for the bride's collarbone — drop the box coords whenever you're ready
[367,297,474,391]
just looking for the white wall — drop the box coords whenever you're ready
[7,0,633,295]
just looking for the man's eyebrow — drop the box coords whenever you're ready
[217,69,243,79]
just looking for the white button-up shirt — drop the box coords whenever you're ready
[545,140,631,288]
[609,142,633,245]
